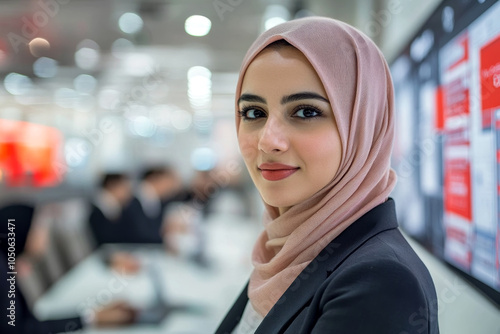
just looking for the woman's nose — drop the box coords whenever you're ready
[258,116,289,154]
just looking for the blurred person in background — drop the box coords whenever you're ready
[88,173,133,246]
[173,168,225,217]
[162,203,202,257]
[216,17,439,334]
[190,170,219,218]
[162,168,232,265]
[121,165,183,244]
[0,203,136,334]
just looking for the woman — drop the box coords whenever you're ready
[215,17,439,334]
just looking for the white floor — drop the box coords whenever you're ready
[406,236,500,334]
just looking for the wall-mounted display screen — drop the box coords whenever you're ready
[391,0,500,303]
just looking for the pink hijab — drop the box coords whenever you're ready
[235,17,397,316]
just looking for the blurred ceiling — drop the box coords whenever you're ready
[0,0,442,171]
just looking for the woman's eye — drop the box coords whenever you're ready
[239,108,266,120]
[293,107,322,119]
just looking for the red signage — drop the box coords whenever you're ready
[480,35,500,129]
[0,119,64,187]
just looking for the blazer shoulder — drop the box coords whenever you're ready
[328,227,435,296]
[348,228,435,283]
[312,257,432,333]
[326,255,426,296]
[310,231,438,334]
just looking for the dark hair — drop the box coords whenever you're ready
[100,173,129,189]
[264,39,294,51]
[140,166,174,181]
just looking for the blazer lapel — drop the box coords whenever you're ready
[255,199,398,334]
[215,283,249,334]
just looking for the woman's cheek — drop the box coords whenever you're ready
[238,134,258,162]
[297,133,324,154]
[298,132,340,163]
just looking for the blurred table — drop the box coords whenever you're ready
[33,211,500,334]
[33,213,260,333]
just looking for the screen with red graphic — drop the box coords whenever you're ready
[390,0,500,303]
[0,119,64,187]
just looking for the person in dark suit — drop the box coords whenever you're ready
[216,17,439,333]
[121,166,183,244]
[0,203,136,334]
[88,173,133,246]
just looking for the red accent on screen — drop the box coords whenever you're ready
[496,227,499,271]
[445,225,472,269]
[444,78,470,119]
[480,35,500,114]
[435,86,445,131]
[446,226,468,243]
[451,252,472,270]
[0,119,64,187]
[444,153,472,221]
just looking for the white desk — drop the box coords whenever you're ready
[34,214,261,333]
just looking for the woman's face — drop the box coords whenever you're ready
[238,46,342,214]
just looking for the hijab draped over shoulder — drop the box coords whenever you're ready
[235,17,397,316]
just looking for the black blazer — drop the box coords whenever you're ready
[119,197,164,244]
[216,199,439,334]
[88,203,127,246]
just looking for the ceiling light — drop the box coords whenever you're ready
[28,37,50,57]
[185,15,212,37]
[119,12,144,34]
[191,147,216,171]
[75,47,100,70]
[187,66,211,80]
[265,17,287,30]
[262,5,290,31]
[77,39,100,50]
[33,57,58,78]
[4,73,32,95]
[132,116,157,137]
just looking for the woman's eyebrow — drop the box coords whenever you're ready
[237,92,329,105]
[281,92,329,104]
[238,93,266,105]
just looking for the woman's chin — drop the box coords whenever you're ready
[262,198,295,212]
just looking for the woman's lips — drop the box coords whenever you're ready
[258,163,299,181]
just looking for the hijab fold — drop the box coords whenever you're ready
[235,17,397,317]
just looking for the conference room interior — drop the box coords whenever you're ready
[1,0,500,333]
